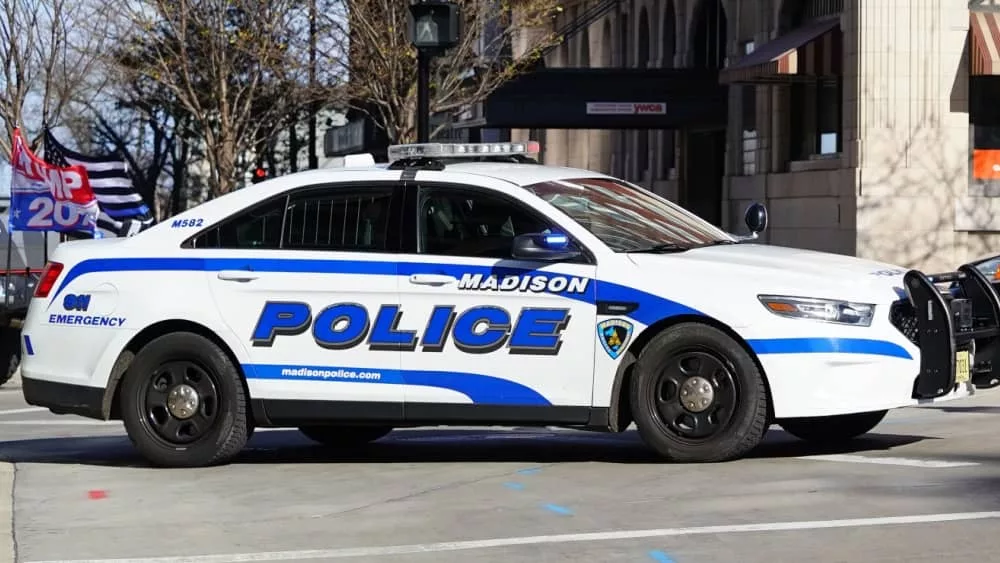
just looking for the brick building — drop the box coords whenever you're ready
[491,0,999,272]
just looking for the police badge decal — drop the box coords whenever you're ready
[597,319,633,360]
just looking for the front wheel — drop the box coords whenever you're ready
[299,425,393,447]
[779,410,888,444]
[629,323,769,463]
[120,332,249,468]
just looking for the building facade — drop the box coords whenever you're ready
[508,0,999,272]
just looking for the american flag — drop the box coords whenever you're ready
[42,128,156,238]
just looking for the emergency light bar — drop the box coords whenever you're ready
[387,141,541,162]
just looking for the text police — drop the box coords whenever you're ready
[252,302,572,355]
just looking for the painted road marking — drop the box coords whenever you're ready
[0,407,45,416]
[796,454,979,468]
[0,420,120,426]
[542,503,574,516]
[26,511,1000,563]
[648,550,677,563]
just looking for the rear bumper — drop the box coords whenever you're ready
[21,376,106,419]
[894,262,1000,399]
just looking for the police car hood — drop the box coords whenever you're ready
[628,243,909,304]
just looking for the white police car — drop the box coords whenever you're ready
[19,142,1000,467]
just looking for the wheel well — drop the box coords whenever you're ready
[102,320,248,420]
[606,314,775,432]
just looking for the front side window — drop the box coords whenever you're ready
[418,187,552,259]
[282,187,397,252]
[522,177,735,252]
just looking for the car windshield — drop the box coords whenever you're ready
[522,177,737,252]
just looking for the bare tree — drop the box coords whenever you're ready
[323,0,562,143]
[0,0,108,158]
[104,0,335,197]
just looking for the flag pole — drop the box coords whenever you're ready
[4,227,12,311]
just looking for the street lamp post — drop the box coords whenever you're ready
[407,0,460,143]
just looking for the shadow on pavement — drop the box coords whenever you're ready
[0,426,933,468]
[919,405,1000,414]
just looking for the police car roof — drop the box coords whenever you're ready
[256,160,611,192]
[438,161,614,187]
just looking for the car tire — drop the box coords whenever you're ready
[629,322,768,463]
[0,328,21,387]
[120,332,249,468]
[299,425,393,447]
[779,410,888,444]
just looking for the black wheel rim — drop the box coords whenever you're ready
[648,347,740,442]
[142,361,220,445]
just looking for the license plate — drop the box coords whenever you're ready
[956,350,971,384]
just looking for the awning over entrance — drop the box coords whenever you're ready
[971,11,1000,76]
[452,68,728,130]
[719,17,841,84]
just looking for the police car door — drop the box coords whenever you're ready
[202,178,407,415]
[396,177,598,418]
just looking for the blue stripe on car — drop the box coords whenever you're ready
[746,337,912,359]
[48,257,911,359]
[244,363,552,406]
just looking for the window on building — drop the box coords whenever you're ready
[817,79,842,154]
[282,187,398,251]
[789,75,843,161]
[417,187,554,259]
[779,0,843,164]
[188,196,287,249]
[740,41,758,176]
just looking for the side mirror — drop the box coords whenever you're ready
[744,202,768,234]
[511,232,582,261]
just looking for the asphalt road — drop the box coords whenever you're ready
[4,382,1000,563]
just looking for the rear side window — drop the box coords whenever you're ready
[282,187,396,252]
[187,184,401,251]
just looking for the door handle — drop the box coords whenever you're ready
[408,273,457,286]
[217,270,259,282]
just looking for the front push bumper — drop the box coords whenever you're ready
[894,262,1000,399]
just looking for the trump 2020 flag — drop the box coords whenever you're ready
[8,128,101,236]
[43,128,155,238]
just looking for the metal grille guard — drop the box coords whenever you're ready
[903,263,1000,399]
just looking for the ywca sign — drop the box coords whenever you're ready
[585,102,667,115]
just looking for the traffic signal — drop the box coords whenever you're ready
[251,166,267,184]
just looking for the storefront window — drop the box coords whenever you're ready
[969,76,1000,193]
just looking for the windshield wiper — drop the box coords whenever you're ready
[628,243,691,253]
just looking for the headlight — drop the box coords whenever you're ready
[758,295,875,326]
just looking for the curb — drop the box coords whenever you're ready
[1,462,14,563]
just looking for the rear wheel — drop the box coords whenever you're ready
[120,332,249,468]
[299,425,393,447]
[779,410,888,444]
[0,327,21,387]
[630,323,769,463]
